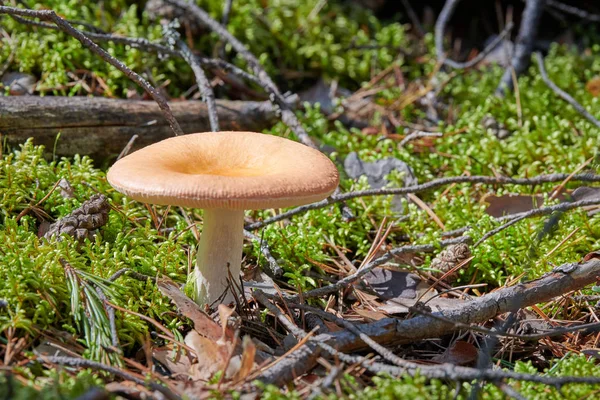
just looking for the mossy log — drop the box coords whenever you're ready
[0,96,284,160]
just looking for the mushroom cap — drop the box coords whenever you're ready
[107,131,340,210]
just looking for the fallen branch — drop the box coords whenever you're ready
[257,257,600,385]
[331,257,600,349]
[245,173,600,230]
[177,39,219,132]
[286,297,600,342]
[435,0,514,69]
[546,0,600,22]
[0,5,183,136]
[534,52,600,129]
[1,96,283,159]
[496,0,546,95]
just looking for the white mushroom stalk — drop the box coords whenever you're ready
[195,208,244,304]
[107,131,339,307]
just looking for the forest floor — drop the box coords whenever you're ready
[1,0,600,399]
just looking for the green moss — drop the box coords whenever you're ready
[2,1,600,398]
[0,369,104,400]
[255,355,600,399]
[2,0,408,96]
[0,140,195,361]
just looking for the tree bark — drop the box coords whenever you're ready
[0,96,283,160]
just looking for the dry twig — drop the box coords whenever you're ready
[165,0,316,149]
[257,257,600,385]
[534,52,600,129]
[0,6,183,136]
[43,356,181,400]
[245,173,600,230]
[546,0,600,22]
[435,0,514,69]
[177,40,220,132]
[496,0,546,95]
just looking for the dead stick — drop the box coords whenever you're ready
[0,6,183,136]
[546,0,600,21]
[496,0,546,95]
[534,52,600,129]
[245,173,600,230]
[165,0,316,149]
[257,257,600,385]
[435,0,514,69]
[177,39,219,132]
[42,356,181,400]
[1,96,282,159]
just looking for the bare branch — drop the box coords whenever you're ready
[534,52,600,129]
[178,40,219,131]
[546,0,600,22]
[435,0,514,70]
[5,10,264,94]
[165,0,318,149]
[399,131,443,147]
[42,356,181,400]
[245,173,600,230]
[496,0,546,95]
[257,258,600,386]
[0,6,184,136]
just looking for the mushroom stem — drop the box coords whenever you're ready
[195,208,245,305]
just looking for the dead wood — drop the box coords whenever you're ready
[0,5,183,136]
[257,257,600,385]
[0,96,284,159]
[496,0,546,95]
[331,257,600,350]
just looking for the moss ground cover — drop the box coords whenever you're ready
[1,0,600,398]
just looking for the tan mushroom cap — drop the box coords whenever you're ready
[107,131,340,210]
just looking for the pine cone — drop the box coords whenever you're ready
[430,243,472,280]
[43,194,110,243]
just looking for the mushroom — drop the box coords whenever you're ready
[106,131,339,305]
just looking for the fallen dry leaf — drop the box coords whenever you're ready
[586,76,600,97]
[157,277,222,341]
[432,341,478,365]
[482,193,546,218]
[153,346,194,379]
[217,304,237,344]
[185,330,228,381]
[361,268,424,301]
[352,306,388,321]
[323,320,344,332]
[583,251,600,263]
[572,187,600,216]
[233,335,257,382]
